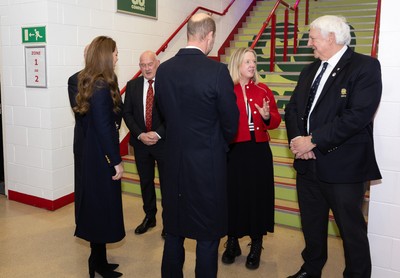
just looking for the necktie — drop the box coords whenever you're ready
[145,80,154,132]
[304,62,328,134]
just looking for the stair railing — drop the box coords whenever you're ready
[119,0,237,156]
[250,0,304,72]
[371,0,381,58]
[120,0,236,96]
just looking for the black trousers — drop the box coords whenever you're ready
[297,161,370,278]
[161,233,219,278]
[134,141,165,218]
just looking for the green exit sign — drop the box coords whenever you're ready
[22,26,46,43]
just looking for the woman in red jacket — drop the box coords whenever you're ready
[222,47,281,270]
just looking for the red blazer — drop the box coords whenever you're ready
[232,80,281,143]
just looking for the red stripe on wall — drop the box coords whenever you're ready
[8,190,74,211]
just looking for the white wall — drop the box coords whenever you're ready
[0,0,252,202]
[368,0,400,277]
[1,0,399,275]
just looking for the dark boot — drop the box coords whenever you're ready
[89,243,122,278]
[246,238,263,270]
[221,236,241,264]
[98,243,119,271]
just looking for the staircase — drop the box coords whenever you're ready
[121,0,379,235]
[121,154,161,197]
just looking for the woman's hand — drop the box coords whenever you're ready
[255,98,270,120]
[112,162,124,180]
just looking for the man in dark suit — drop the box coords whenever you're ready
[285,15,382,278]
[155,13,239,278]
[123,50,166,237]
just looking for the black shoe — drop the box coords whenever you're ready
[287,268,317,278]
[106,263,119,271]
[135,216,156,234]
[221,237,241,264]
[89,264,122,278]
[95,242,119,271]
[245,238,263,270]
[88,247,122,278]
[161,229,166,239]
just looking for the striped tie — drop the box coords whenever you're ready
[304,62,328,134]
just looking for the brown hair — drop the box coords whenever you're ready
[74,36,121,114]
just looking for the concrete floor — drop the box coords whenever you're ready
[0,193,345,277]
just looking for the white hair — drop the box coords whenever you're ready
[310,15,351,45]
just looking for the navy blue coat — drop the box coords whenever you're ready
[74,83,125,243]
[285,48,382,183]
[68,71,85,223]
[155,48,239,240]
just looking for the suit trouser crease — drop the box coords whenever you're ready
[296,161,371,277]
[161,234,219,278]
[134,144,165,217]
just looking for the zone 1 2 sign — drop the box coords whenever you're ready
[25,46,47,88]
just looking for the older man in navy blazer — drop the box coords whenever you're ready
[285,15,382,278]
[155,13,239,278]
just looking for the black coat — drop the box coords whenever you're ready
[285,48,382,183]
[68,71,85,156]
[67,71,85,223]
[74,83,125,243]
[155,48,239,240]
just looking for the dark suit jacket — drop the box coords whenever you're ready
[123,76,165,148]
[155,48,239,240]
[285,47,382,183]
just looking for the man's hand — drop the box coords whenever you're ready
[295,150,316,160]
[290,136,316,158]
[139,131,160,146]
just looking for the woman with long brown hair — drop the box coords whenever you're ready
[73,36,125,278]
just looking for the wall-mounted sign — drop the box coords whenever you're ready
[22,26,46,43]
[117,0,157,19]
[25,46,47,88]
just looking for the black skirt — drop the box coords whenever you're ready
[227,133,275,238]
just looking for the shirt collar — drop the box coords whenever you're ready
[185,45,204,53]
[326,45,348,68]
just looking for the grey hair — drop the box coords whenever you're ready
[310,15,351,45]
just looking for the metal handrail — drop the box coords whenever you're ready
[119,1,236,156]
[120,0,236,95]
[371,0,381,58]
[249,0,303,72]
